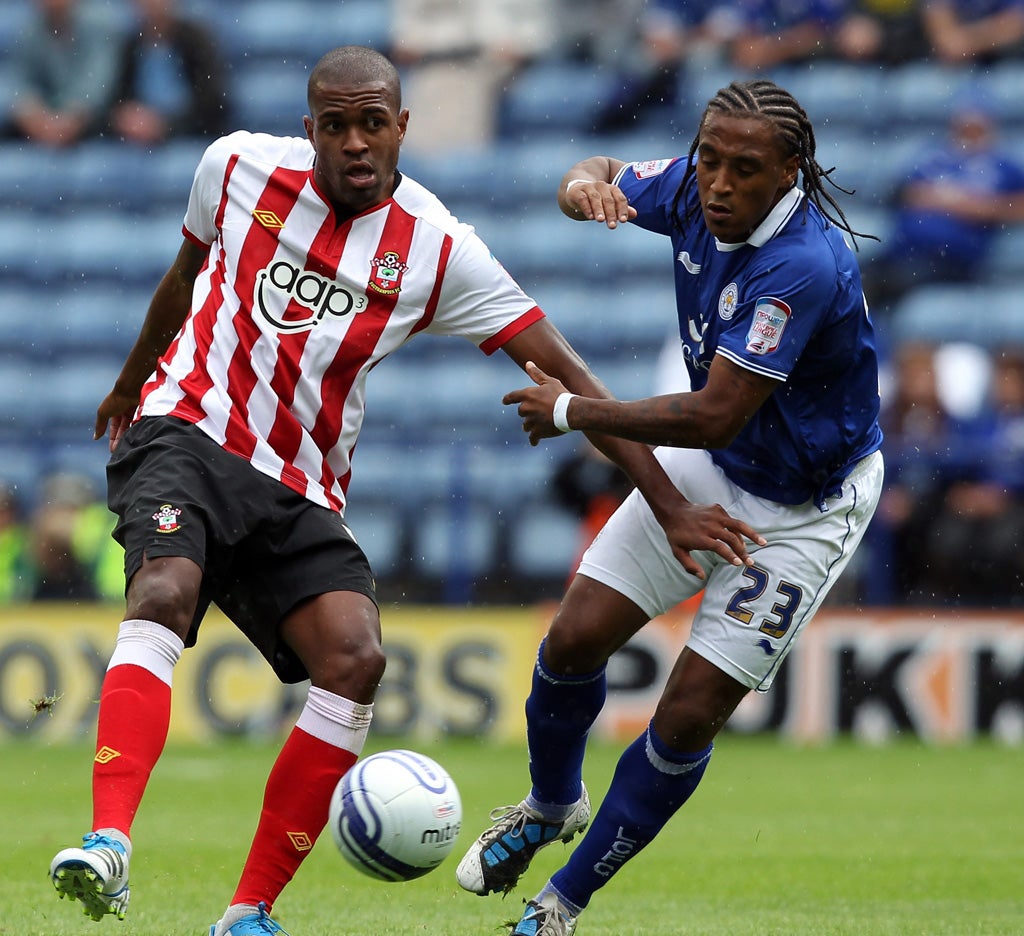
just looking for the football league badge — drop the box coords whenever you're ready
[745,297,790,354]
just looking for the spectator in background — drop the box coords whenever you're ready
[109,0,230,145]
[591,0,726,133]
[870,342,958,604]
[0,484,30,603]
[391,0,556,153]
[834,0,930,64]
[729,0,849,71]
[927,348,1024,605]
[8,0,121,147]
[923,0,1024,64]
[69,493,124,603]
[28,472,100,602]
[558,0,647,69]
[862,93,1024,318]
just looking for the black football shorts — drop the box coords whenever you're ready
[107,415,377,683]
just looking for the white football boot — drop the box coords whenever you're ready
[50,830,131,921]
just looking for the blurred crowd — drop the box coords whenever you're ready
[4,0,1024,607]
[0,472,121,604]
[9,0,1024,147]
[5,0,230,148]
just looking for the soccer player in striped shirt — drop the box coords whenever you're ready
[47,46,761,936]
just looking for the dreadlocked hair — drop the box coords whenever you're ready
[671,79,876,248]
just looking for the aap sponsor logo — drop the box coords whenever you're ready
[256,260,368,332]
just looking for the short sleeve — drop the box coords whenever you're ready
[716,251,837,381]
[182,132,248,246]
[425,229,542,351]
[613,157,686,236]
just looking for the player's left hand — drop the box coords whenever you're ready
[565,179,637,229]
[503,361,568,445]
[654,499,765,578]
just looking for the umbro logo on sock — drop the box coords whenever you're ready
[94,746,121,764]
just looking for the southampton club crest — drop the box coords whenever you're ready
[153,504,182,534]
[368,250,409,295]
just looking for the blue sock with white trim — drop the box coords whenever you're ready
[525,642,606,809]
[549,722,712,911]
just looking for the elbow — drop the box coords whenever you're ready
[699,427,740,449]
[689,412,747,450]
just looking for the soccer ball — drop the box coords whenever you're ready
[329,749,462,882]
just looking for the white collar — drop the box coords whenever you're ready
[714,186,804,253]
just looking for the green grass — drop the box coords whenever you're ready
[9,736,1023,935]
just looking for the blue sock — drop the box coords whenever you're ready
[550,723,713,910]
[525,642,607,808]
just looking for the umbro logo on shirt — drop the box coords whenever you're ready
[252,208,285,230]
[677,251,701,274]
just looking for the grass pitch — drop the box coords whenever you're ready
[10,735,1023,935]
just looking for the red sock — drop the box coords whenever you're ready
[92,663,172,835]
[232,726,357,910]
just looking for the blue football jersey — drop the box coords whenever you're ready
[613,157,883,506]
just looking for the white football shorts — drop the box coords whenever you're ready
[577,447,884,692]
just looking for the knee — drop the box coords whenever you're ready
[652,700,720,751]
[125,564,199,640]
[543,616,610,676]
[308,631,387,701]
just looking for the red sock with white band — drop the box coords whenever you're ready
[92,619,184,835]
[230,688,373,912]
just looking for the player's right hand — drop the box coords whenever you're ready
[565,179,637,229]
[94,390,138,451]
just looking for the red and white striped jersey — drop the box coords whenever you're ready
[137,130,544,512]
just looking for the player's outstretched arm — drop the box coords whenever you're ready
[557,156,636,229]
[95,239,207,449]
[501,321,765,575]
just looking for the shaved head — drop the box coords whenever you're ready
[308,46,401,110]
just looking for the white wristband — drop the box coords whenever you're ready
[552,392,577,433]
[565,178,590,192]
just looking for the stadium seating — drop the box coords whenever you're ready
[500,60,618,137]
[980,224,1024,282]
[410,498,504,600]
[231,60,313,138]
[213,0,391,64]
[890,284,1024,347]
[6,2,1024,599]
[339,496,408,579]
[506,502,583,582]
[47,288,149,359]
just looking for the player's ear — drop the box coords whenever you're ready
[783,153,799,189]
[397,108,409,145]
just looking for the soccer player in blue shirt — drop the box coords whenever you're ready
[456,78,885,935]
